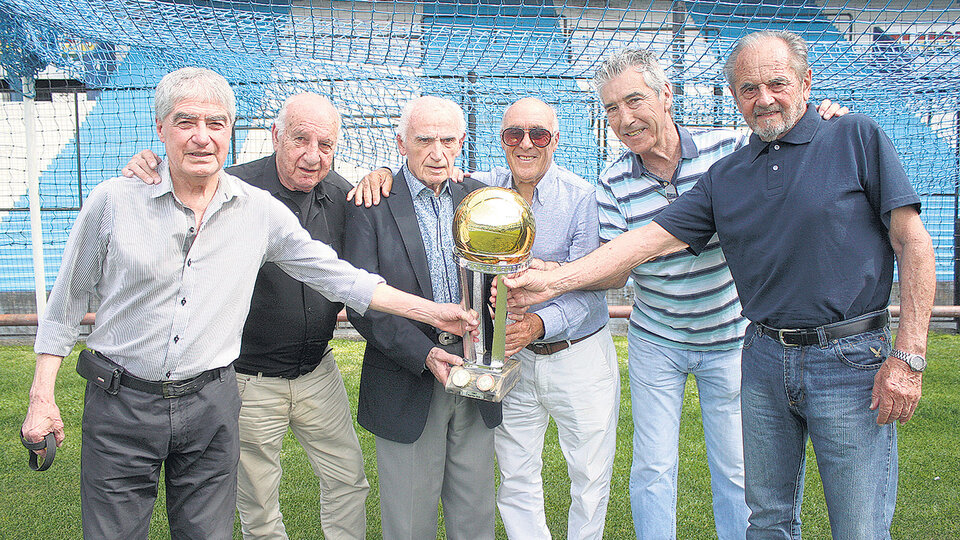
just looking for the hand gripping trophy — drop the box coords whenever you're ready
[446,187,535,402]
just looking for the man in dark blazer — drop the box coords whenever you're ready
[345,96,501,540]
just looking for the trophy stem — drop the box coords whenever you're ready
[491,275,507,362]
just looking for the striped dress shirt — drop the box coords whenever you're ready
[36,162,382,380]
[596,125,748,350]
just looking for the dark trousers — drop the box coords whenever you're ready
[79,366,241,539]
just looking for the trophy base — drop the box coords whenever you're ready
[444,357,520,402]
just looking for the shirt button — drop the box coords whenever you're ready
[173,335,180,343]
[772,165,780,171]
[181,298,187,306]
[166,371,172,378]
[774,144,780,150]
[187,259,192,267]
[188,226,195,233]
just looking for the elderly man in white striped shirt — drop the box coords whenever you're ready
[20,67,477,540]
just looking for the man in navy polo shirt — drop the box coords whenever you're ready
[504,30,935,538]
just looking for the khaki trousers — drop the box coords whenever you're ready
[236,352,369,540]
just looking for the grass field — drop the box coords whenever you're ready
[2,335,958,538]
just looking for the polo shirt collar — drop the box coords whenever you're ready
[631,122,698,177]
[747,103,820,161]
[676,124,700,160]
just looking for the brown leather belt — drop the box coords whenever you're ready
[526,326,604,356]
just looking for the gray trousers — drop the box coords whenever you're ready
[80,366,241,539]
[375,380,495,540]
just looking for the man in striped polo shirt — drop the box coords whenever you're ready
[592,49,845,539]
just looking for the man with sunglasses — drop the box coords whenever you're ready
[348,97,619,539]
[483,98,619,540]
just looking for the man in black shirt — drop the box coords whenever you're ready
[122,93,368,539]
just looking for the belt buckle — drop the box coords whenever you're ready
[438,331,458,346]
[778,328,799,347]
[161,379,191,399]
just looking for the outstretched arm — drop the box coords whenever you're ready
[503,221,687,308]
[369,282,478,337]
[346,166,467,206]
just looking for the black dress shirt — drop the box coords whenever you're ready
[228,154,351,378]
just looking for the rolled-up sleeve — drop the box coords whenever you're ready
[35,183,112,356]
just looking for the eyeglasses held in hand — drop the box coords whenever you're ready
[501,127,554,148]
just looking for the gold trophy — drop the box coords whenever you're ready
[446,187,536,402]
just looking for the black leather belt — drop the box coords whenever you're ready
[758,310,889,347]
[120,367,226,398]
[526,326,604,356]
[20,430,56,471]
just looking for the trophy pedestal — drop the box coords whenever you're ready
[444,356,520,403]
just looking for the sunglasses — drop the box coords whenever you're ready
[657,182,678,202]
[500,127,554,148]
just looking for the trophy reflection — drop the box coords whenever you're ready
[446,187,536,402]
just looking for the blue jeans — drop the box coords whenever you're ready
[628,337,749,539]
[740,320,898,539]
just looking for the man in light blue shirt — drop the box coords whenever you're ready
[490,98,620,540]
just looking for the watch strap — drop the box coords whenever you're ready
[890,349,926,372]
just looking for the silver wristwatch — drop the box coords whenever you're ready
[890,349,926,372]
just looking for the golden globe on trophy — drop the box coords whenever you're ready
[446,186,536,402]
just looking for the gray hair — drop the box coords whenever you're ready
[274,93,342,139]
[723,30,809,88]
[592,48,670,99]
[154,67,236,124]
[396,96,466,139]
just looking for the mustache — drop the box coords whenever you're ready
[754,105,784,116]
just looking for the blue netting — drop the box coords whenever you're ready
[0,0,958,307]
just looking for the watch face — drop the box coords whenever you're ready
[909,355,927,371]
